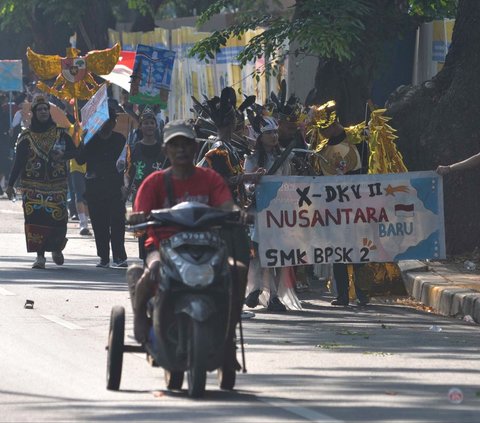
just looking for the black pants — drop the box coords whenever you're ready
[86,179,127,262]
[138,233,147,262]
[333,263,368,303]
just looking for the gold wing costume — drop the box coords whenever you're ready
[27,43,120,101]
[307,101,407,296]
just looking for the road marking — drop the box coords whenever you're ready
[0,287,16,296]
[259,397,343,422]
[0,210,23,215]
[41,315,84,330]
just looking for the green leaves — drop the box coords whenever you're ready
[409,0,457,19]
[190,0,457,81]
[127,0,152,15]
[0,0,91,32]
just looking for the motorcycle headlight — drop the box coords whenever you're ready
[180,263,215,288]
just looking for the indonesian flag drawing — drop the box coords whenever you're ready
[394,204,414,218]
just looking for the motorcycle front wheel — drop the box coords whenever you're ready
[187,319,210,398]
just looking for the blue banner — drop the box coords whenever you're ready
[129,44,176,107]
[0,60,23,92]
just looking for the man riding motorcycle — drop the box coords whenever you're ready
[128,119,250,346]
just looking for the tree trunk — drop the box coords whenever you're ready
[131,12,156,33]
[310,0,401,126]
[386,0,480,254]
[76,0,116,52]
[28,6,71,55]
[313,58,371,125]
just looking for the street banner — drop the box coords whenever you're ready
[256,171,446,267]
[129,44,176,107]
[80,83,108,144]
[0,60,23,92]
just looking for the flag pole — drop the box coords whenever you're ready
[72,97,81,146]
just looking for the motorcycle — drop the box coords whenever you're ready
[106,201,247,398]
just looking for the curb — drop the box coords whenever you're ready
[399,260,480,324]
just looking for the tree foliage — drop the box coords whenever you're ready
[190,0,457,80]
[0,0,92,31]
[0,0,161,57]
[128,0,217,19]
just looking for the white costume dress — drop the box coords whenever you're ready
[244,151,302,310]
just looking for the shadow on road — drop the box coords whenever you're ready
[0,256,130,291]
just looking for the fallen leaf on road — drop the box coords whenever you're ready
[315,342,342,349]
[363,351,393,356]
[94,305,99,308]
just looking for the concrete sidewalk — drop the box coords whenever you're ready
[398,260,480,324]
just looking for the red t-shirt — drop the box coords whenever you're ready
[134,167,232,248]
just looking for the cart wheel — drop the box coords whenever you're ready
[217,367,236,390]
[165,370,184,390]
[106,306,125,390]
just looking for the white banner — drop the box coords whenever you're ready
[80,84,109,144]
[257,171,446,267]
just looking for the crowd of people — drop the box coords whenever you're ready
[3,81,479,342]
[0,85,376,312]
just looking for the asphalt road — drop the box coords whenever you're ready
[0,198,479,422]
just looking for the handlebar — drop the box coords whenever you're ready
[126,206,253,231]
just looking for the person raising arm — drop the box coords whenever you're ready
[436,152,480,175]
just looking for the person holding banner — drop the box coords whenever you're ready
[76,103,128,268]
[309,100,370,306]
[6,94,79,269]
[199,88,266,319]
[243,115,301,312]
[436,153,480,175]
[200,88,258,266]
[267,82,315,293]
